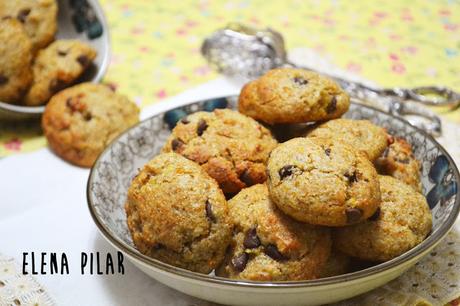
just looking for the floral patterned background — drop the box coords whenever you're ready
[1,0,459,155]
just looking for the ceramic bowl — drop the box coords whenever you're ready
[87,96,459,306]
[0,0,110,121]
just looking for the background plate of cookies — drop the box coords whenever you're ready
[0,0,110,120]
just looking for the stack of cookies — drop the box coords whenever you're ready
[125,68,432,281]
[0,0,97,106]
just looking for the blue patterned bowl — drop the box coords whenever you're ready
[87,96,459,306]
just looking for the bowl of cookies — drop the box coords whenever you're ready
[87,68,459,306]
[0,0,109,120]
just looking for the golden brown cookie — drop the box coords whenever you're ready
[24,40,97,106]
[162,109,278,194]
[42,83,139,167]
[375,136,422,192]
[238,68,350,124]
[267,137,381,226]
[308,119,388,161]
[0,0,58,53]
[0,18,33,103]
[334,175,432,262]
[125,153,233,274]
[216,184,331,281]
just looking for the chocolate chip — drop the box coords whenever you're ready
[231,253,248,272]
[368,207,380,221]
[293,76,308,85]
[325,148,331,156]
[180,117,190,124]
[344,171,358,183]
[396,157,410,164]
[243,227,261,249]
[205,200,216,222]
[57,50,68,56]
[196,119,208,136]
[326,96,337,114]
[265,244,285,261]
[83,112,92,121]
[239,169,253,186]
[171,138,184,151]
[49,78,66,93]
[278,165,297,180]
[77,55,89,66]
[66,98,73,109]
[2,16,12,20]
[152,243,164,250]
[346,208,363,223]
[17,8,31,23]
[0,74,8,85]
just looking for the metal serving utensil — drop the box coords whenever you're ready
[201,23,460,136]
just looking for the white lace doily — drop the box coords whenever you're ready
[0,254,55,306]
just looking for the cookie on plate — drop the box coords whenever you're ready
[308,119,388,161]
[42,83,139,167]
[267,137,381,226]
[375,136,422,192]
[24,40,97,106]
[334,175,432,262]
[162,109,278,194]
[238,68,350,124]
[216,184,331,281]
[0,0,58,53]
[125,153,233,274]
[0,18,33,103]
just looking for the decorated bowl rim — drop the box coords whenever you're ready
[0,0,111,116]
[87,96,460,288]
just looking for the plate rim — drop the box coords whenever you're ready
[87,96,460,288]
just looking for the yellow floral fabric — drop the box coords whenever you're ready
[1,0,459,155]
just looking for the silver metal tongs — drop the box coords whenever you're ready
[201,23,460,136]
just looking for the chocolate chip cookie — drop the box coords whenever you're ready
[334,175,432,262]
[162,109,278,194]
[267,137,381,226]
[42,83,139,167]
[216,184,331,281]
[375,136,422,192]
[0,18,33,103]
[238,68,350,124]
[125,153,233,274]
[24,40,97,106]
[308,119,388,161]
[0,0,58,53]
